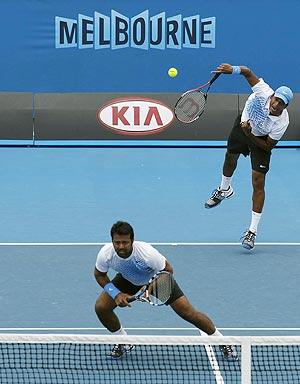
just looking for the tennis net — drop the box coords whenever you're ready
[0,334,299,383]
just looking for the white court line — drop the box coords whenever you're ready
[1,327,299,331]
[0,242,299,246]
[200,330,224,384]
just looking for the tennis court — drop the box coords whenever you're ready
[1,0,300,381]
[0,243,300,330]
[0,147,299,383]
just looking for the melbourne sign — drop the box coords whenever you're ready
[55,10,216,50]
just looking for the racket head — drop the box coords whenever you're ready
[146,271,173,306]
[174,91,207,123]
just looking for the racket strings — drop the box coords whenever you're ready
[148,274,172,305]
[175,91,206,123]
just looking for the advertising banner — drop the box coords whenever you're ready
[0,1,298,94]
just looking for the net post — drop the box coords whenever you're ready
[241,337,251,384]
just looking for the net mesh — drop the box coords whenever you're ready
[252,345,300,383]
[0,334,299,384]
[175,91,206,123]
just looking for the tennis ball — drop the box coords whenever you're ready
[168,67,178,78]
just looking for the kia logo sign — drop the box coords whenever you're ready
[96,97,174,135]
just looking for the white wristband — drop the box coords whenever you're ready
[232,66,241,74]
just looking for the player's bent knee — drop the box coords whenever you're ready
[94,300,104,315]
[95,299,112,316]
[173,303,197,322]
[225,151,239,159]
[225,151,239,165]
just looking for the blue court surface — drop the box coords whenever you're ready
[0,244,299,332]
[0,147,299,334]
[1,147,299,243]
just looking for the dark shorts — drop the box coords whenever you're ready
[111,273,184,306]
[227,115,271,174]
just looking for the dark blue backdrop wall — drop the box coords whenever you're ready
[1,1,299,93]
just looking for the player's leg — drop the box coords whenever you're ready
[170,295,238,360]
[205,115,248,209]
[95,292,134,358]
[242,146,270,250]
[95,273,140,330]
[252,170,266,214]
[95,291,119,331]
[166,279,214,333]
[167,281,238,360]
[204,151,239,208]
[95,274,140,358]
[170,295,216,334]
[223,151,240,178]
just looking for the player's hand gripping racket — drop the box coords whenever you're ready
[174,72,221,123]
[127,271,173,306]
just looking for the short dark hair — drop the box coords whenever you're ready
[110,221,134,240]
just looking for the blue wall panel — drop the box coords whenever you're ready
[1,1,299,93]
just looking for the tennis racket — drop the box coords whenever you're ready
[127,271,173,306]
[174,72,221,123]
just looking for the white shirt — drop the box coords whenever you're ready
[241,78,289,140]
[95,241,166,286]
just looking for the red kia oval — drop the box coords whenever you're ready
[96,97,174,135]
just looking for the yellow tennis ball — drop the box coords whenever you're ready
[168,67,178,78]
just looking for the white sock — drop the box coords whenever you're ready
[112,326,127,335]
[249,211,262,234]
[210,329,223,336]
[220,175,232,191]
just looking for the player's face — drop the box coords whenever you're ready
[269,96,286,116]
[112,234,133,258]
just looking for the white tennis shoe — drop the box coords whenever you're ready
[107,344,135,359]
[241,230,256,250]
[205,186,235,209]
[219,345,238,361]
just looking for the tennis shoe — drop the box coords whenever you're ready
[241,230,256,250]
[219,345,238,361]
[108,344,135,359]
[204,186,234,209]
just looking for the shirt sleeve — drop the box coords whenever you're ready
[251,78,273,98]
[95,244,110,273]
[241,96,252,122]
[269,121,289,141]
[141,242,166,271]
[241,79,274,124]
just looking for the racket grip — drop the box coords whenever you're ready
[127,296,137,303]
[210,72,221,85]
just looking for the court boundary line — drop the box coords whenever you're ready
[0,242,299,246]
[200,330,224,384]
[1,327,299,331]
[1,140,299,148]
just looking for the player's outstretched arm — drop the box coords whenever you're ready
[214,63,260,87]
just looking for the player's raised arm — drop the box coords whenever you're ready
[214,63,260,87]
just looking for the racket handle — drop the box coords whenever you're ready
[209,72,221,85]
[127,296,137,303]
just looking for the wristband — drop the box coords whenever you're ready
[232,66,241,74]
[104,282,121,299]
